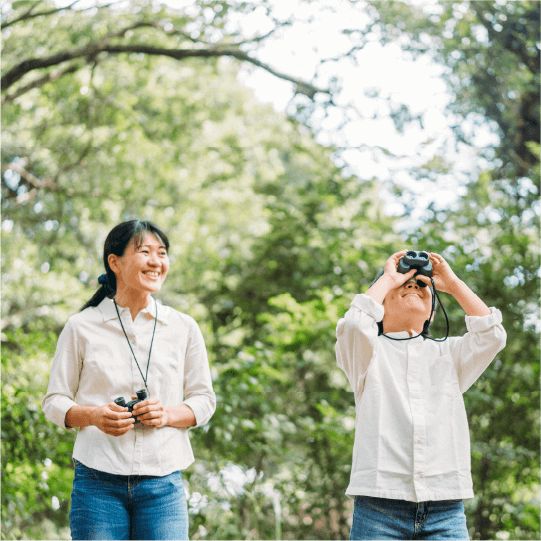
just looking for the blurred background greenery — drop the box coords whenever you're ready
[1,1,539,539]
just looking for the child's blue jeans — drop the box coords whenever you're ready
[69,459,189,540]
[350,495,469,540]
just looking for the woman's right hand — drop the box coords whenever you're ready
[91,402,135,436]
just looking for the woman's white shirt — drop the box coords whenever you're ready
[42,296,216,476]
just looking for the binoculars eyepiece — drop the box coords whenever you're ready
[397,250,432,287]
[114,389,148,423]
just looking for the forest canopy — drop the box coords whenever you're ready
[1,1,539,540]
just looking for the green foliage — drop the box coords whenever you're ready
[2,1,539,540]
[1,3,396,539]
[2,330,76,538]
[366,3,540,537]
[368,0,540,188]
[408,175,540,540]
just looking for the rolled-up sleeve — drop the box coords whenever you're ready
[335,293,385,396]
[41,318,81,430]
[448,307,506,393]
[182,319,216,428]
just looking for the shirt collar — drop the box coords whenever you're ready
[98,296,169,325]
[384,330,423,340]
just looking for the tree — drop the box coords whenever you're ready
[1,2,397,538]
[411,175,540,541]
[364,2,540,538]
[366,0,539,196]
[1,1,329,103]
[2,1,539,540]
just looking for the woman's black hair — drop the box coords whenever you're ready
[370,269,434,338]
[81,220,170,311]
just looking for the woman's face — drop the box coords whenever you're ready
[110,233,169,294]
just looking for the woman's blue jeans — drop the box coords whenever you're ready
[69,459,189,540]
[350,495,470,540]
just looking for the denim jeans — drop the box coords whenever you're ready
[69,459,189,540]
[350,496,469,540]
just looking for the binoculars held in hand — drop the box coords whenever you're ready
[397,251,433,287]
[114,389,149,424]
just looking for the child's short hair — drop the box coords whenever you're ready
[370,269,434,338]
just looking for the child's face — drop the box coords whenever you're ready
[383,278,433,328]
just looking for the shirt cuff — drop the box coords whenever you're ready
[350,294,385,322]
[183,397,213,430]
[465,307,502,333]
[182,403,198,431]
[45,395,78,431]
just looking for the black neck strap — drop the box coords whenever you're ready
[114,298,158,392]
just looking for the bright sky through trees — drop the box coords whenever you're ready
[39,0,501,227]
[71,0,481,228]
[227,0,501,224]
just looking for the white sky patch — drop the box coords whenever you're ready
[41,0,501,227]
[231,0,479,227]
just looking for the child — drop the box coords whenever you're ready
[335,250,506,540]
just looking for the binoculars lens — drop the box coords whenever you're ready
[406,250,429,259]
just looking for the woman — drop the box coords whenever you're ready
[42,220,216,540]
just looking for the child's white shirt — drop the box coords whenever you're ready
[335,293,506,502]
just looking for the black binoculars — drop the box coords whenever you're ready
[114,389,149,423]
[397,250,433,287]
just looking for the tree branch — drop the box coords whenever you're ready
[1,1,121,30]
[2,160,57,191]
[1,63,81,105]
[105,44,328,96]
[1,158,107,209]
[1,1,81,30]
[2,42,329,99]
[470,1,540,75]
[233,20,293,46]
[1,0,44,29]
[3,19,158,94]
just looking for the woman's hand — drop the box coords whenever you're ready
[416,252,460,294]
[91,402,135,436]
[131,395,170,428]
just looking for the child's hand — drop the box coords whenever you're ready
[382,250,417,290]
[416,252,460,294]
[365,250,421,305]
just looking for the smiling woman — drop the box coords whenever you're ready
[108,231,170,320]
[41,220,216,540]
[80,220,171,314]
